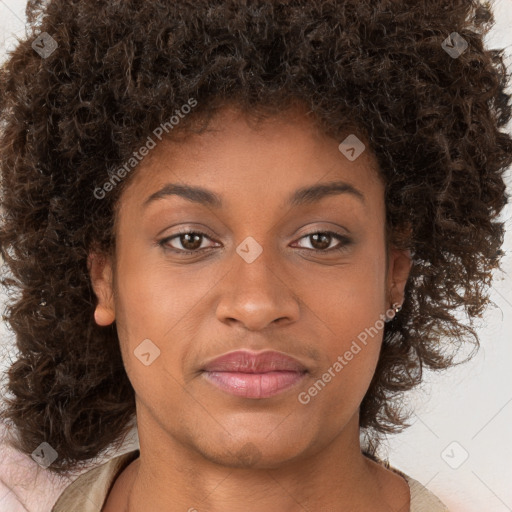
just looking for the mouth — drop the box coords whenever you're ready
[201,350,308,399]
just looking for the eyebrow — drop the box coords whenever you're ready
[142,180,365,210]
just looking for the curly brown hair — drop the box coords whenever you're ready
[0,0,511,477]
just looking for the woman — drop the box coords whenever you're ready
[1,0,511,511]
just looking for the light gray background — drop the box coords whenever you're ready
[0,1,511,511]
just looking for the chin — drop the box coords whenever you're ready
[194,435,307,470]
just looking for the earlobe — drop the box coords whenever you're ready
[87,251,116,326]
[94,305,115,326]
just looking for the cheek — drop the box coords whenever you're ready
[298,248,387,405]
[299,303,385,424]
[305,241,387,344]
[114,245,214,343]
[309,301,385,397]
[112,248,221,395]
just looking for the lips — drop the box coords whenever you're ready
[201,350,308,399]
[202,350,308,373]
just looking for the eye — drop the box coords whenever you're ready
[292,231,352,253]
[158,229,217,255]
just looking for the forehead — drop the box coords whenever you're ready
[118,105,384,215]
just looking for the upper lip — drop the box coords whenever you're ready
[202,350,308,373]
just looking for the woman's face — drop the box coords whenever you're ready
[90,105,411,468]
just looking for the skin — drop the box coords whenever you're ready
[89,104,413,512]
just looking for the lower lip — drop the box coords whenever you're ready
[202,371,306,399]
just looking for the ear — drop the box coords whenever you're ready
[386,247,413,307]
[87,251,115,326]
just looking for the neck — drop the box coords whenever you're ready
[116,412,405,512]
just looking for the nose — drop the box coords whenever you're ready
[215,243,300,331]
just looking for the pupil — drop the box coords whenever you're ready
[311,233,330,250]
[182,233,202,250]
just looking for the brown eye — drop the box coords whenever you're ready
[159,230,216,254]
[293,231,352,253]
[309,233,331,250]
[178,232,204,251]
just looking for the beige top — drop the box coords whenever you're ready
[51,449,449,511]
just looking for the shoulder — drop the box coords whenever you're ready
[51,449,139,512]
[398,471,450,512]
[366,454,450,512]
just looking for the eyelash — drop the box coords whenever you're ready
[157,229,352,256]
